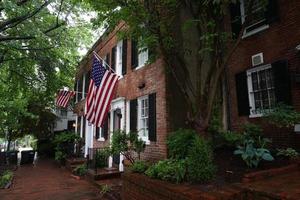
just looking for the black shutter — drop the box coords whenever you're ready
[111,46,116,71]
[122,39,127,75]
[103,116,109,140]
[131,40,138,69]
[130,99,137,132]
[266,0,279,24]
[105,53,110,66]
[272,60,291,105]
[95,127,100,139]
[148,93,157,142]
[235,71,250,116]
[230,2,242,39]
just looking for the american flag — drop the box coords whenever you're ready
[56,90,75,108]
[85,55,119,127]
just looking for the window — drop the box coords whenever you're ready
[138,96,149,142]
[240,0,269,36]
[137,48,148,69]
[95,127,105,141]
[247,64,276,117]
[115,40,123,76]
[60,108,68,117]
[131,39,149,70]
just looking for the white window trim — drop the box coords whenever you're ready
[240,0,269,38]
[116,40,123,78]
[247,64,272,118]
[137,95,150,145]
[95,126,105,141]
[135,48,149,70]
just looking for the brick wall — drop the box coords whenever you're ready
[228,0,300,148]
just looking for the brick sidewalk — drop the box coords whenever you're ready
[0,159,101,200]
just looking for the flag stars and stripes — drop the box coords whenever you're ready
[85,54,119,127]
[56,90,75,108]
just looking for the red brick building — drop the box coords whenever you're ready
[73,23,172,171]
[228,0,300,148]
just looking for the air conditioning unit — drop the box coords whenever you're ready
[251,53,264,66]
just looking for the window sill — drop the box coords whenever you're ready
[242,24,269,39]
[97,137,105,142]
[249,113,263,118]
[135,64,147,71]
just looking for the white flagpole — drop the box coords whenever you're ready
[93,51,116,74]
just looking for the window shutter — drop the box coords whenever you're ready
[105,53,110,67]
[230,2,242,39]
[235,71,250,116]
[148,93,157,142]
[272,60,291,105]
[122,39,127,75]
[266,0,279,24]
[103,116,109,140]
[131,40,138,69]
[95,127,100,139]
[111,46,116,71]
[130,99,137,132]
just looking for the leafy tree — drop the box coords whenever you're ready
[0,0,94,148]
[84,0,265,133]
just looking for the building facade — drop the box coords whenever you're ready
[228,0,300,148]
[73,23,172,171]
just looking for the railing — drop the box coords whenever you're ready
[87,147,109,174]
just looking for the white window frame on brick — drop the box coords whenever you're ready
[240,0,269,38]
[247,64,276,118]
[136,47,148,70]
[115,40,123,77]
[95,126,105,141]
[137,95,150,144]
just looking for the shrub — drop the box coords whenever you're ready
[53,132,81,163]
[130,160,148,173]
[265,104,300,128]
[95,148,111,168]
[147,129,216,183]
[242,123,262,141]
[145,159,186,183]
[186,136,216,182]
[222,131,243,146]
[277,148,299,159]
[234,137,274,168]
[0,171,13,188]
[73,164,87,176]
[111,130,145,164]
[167,129,197,159]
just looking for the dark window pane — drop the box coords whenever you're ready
[252,72,258,91]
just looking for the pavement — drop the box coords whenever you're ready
[0,159,101,200]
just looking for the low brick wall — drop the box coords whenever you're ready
[122,166,300,200]
[121,172,243,200]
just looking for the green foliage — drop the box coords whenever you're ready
[265,104,300,128]
[242,123,263,141]
[148,129,215,183]
[277,148,299,159]
[145,159,186,183]
[95,148,111,168]
[222,131,243,147]
[0,1,94,145]
[73,164,87,176]
[100,184,111,195]
[53,132,81,163]
[111,130,145,164]
[130,160,149,173]
[166,129,197,159]
[186,136,216,182]
[0,170,13,188]
[234,137,274,168]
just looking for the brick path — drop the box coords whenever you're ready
[0,159,101,200]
